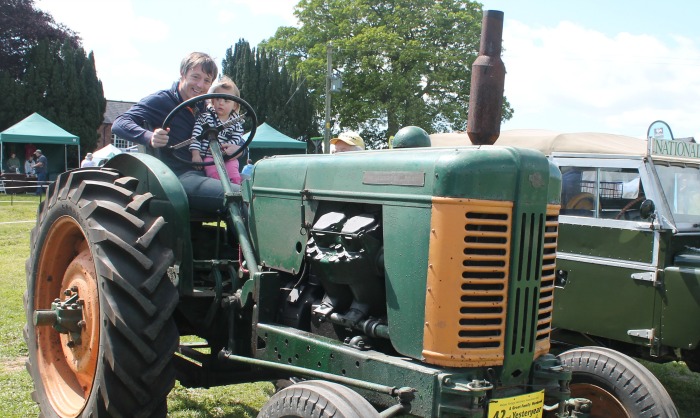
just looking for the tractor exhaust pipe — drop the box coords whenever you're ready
[467,10,505,145]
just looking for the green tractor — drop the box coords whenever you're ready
[22,10,674,418]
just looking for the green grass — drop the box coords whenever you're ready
[168,382,274,417]
[2,195,700,417]
[643,360,700,417]
[0,196,39,360]
[0,195,41,417]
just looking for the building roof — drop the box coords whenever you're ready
[103,100,136,124]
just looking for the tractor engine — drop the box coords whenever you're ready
[305,211,386,337]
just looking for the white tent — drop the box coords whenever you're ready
[92,144,122,166]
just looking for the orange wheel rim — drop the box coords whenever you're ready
[34,216,99,417]
[570,382,630,418]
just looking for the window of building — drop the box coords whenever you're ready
[112,134,134,150]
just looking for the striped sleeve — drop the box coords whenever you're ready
[189,111,216,156]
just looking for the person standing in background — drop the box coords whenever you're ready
[32,149,47,195]
[330,132,365,153]
[81,152,96,168]
[240,159,254,180]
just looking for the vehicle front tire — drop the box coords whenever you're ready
[24,168,178,417]
[559,346,679,418]
[258,380,380,418]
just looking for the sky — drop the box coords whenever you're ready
[35,0,700,140]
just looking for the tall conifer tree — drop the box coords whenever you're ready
[222,39,316,142]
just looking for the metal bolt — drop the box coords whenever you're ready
[77,320,86,328]
[64,289,72,296]
[66,341,76,348]
[70,286,78,292]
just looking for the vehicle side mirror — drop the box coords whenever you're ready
[640,199,655,220]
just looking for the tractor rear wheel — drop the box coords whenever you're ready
[258,380,380,418]
[558,346,679,418]
[24,168,178,417]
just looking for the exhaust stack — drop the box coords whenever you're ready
[467,10,505,145]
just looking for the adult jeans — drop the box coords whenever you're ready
[35,172,47,195]
[178,170,241,213]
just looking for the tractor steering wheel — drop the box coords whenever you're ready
[614,196,645,220]
[162,93,257,167]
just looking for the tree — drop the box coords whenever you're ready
[262,0,513,148]
[0,0,79,80]
[222,40,317,142]
[0,0,105,165]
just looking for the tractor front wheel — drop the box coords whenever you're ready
[258,380,380,418]
[24,168,178,417]
[558,346,679,418]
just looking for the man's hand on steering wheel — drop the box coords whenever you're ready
[151,127,170,148]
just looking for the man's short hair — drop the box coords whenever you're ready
[180,52,218,80]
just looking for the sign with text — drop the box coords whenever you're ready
[487,390,544,418]
[652,138,700,160]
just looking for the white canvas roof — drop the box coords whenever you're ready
[430,129,648,156]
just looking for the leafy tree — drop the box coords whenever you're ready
[0,0,105,166]
[262,0,513,148]
[222,40,317,142]
[0,0,79,80]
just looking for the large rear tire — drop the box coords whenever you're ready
[24,168,179,417]
[258,380,380,418]
[558,346,679,418]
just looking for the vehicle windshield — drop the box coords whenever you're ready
[655,163,700,229]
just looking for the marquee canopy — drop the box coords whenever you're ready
[0,113,80,173]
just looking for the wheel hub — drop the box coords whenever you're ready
[34,287,85,346]
[570,382,630,418]
[34,216,100,417]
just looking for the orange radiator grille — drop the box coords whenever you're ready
[423,198,512,368]
[535,205,559,357]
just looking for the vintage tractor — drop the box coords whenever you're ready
[23,10,670,418]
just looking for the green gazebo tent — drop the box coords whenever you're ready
[0,113,80,176]
[243,123,306,161]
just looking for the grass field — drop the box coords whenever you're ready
[1,195,699,417]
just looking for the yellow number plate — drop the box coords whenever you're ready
[487,390,544,418]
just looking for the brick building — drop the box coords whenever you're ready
[97,100,136,150]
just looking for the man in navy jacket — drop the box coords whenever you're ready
[113,52,239,213]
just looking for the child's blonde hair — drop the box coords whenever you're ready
[208,75,240,96]
[208,75,240,113]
